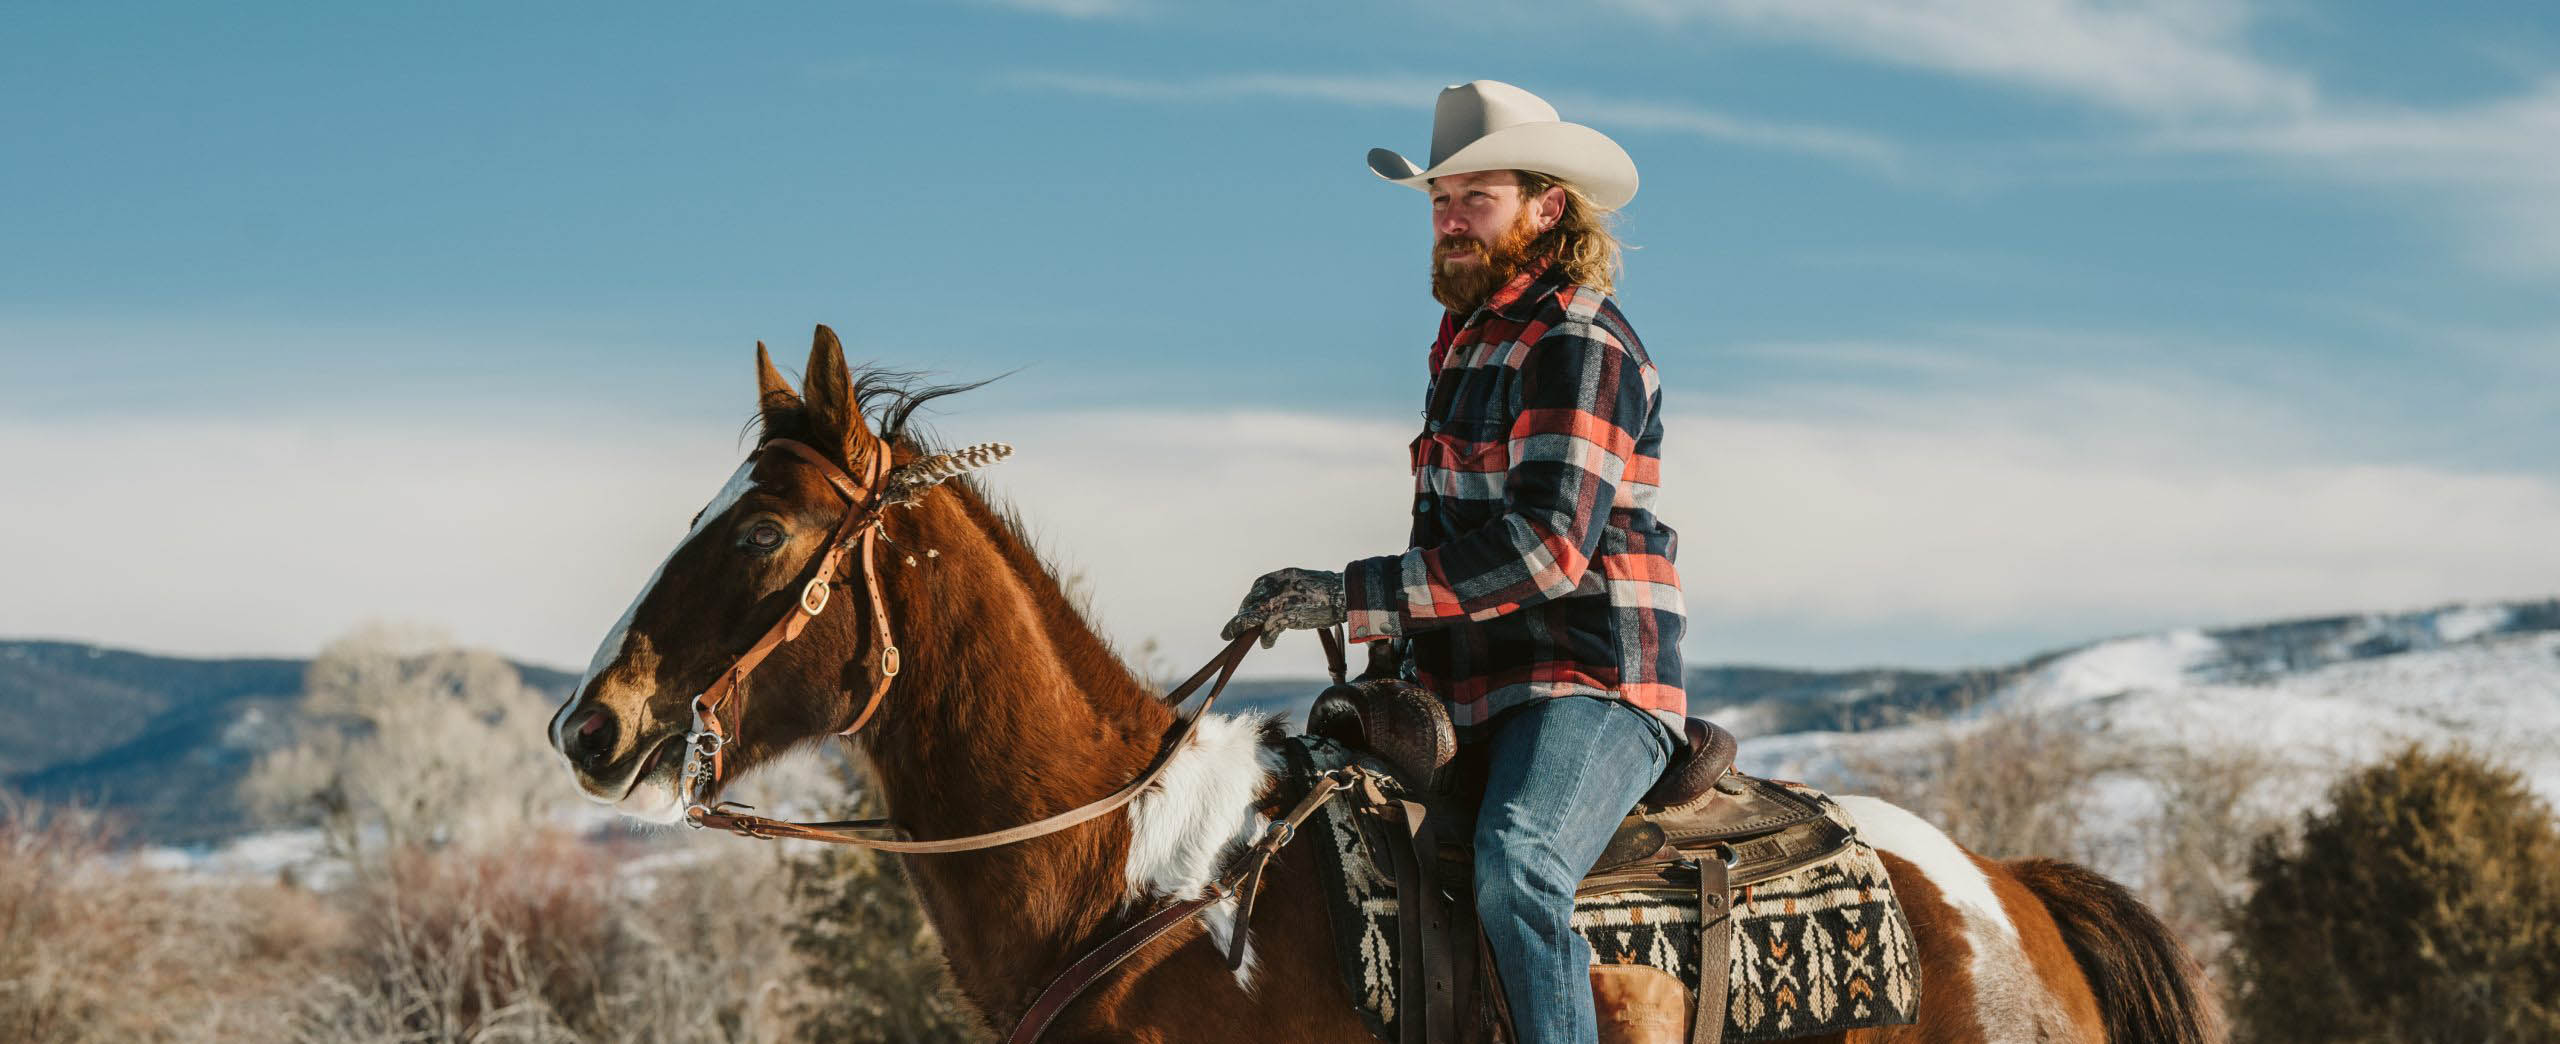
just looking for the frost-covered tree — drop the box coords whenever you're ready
[242,625,559,859]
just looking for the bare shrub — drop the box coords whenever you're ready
[600,842,813,1043]
[2128,743,2293,984]
[284,830,820,1044]
[0,793,337,1043]
[291,834,616,1042]
[1838,697,2118,862]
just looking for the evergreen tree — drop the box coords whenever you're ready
[786,842,987,1042]
[2229,744,2560,1043]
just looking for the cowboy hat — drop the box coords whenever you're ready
[1366,80,1637,210]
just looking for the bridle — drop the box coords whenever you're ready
[669,436,1268,855]
[654,432,1358,1044]
[676,437,902,825]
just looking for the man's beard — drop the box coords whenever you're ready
[1431,208,1546,314]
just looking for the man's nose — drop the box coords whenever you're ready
[1436,210,1467,237]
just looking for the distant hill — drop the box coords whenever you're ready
[10,595,2555,845]
[1741,598,2560,856]
[0,641,575,844]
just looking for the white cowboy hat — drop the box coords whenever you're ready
[1366,80,1638,210]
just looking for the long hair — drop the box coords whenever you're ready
[1514,169,1625,294]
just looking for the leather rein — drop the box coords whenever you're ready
[669,437,1356,1043]
[675,437,1270,855]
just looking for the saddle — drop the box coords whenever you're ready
[1304,642,1854,1044]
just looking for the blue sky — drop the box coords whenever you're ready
[5,1,2557,676]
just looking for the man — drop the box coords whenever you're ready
[1222,80,1687,1043]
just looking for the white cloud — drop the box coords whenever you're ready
[1602,0,2315,119]
[7,368,2555,677]
[0,417,752,667]
[1006,70,1907,171]
[2151,78,2560,276]
[1590,1,2560,276]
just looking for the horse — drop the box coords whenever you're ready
[547,327,2222,1043]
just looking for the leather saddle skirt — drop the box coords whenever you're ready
[1299,674,1906,1043]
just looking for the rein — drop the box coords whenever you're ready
[689,631,1264,851]
[675,436,1271,855]
[669,436,1360,1042]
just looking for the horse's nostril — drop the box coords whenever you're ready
[567,707,618,766]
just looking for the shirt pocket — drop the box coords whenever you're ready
[1416,432,1510,527]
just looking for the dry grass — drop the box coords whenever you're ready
[0,794,337,1043]
[0,792,970,1043]
[285,832,819,1044]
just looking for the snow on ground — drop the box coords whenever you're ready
[133,598,2560,894]
[2006,627,2221,712]
[1741,606,2560,882]
[2092,629,2560,799]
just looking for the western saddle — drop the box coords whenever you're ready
[1304,636,1852,1044]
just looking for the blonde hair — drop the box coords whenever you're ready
[1513,169,1624,294]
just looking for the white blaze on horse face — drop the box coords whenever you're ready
[549,459,762,755]
[1120,713,1280,991]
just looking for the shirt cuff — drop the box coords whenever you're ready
[1343,553,1409,641]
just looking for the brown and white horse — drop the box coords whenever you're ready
[548,328,2222,1043]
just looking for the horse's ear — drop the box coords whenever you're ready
[799,325,879,464]
[754,341,801,427]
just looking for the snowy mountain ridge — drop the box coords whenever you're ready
[1740,597,2560,872]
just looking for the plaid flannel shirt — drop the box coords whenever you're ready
[1344,263,1687,732]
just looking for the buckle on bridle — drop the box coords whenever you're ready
[800,577,831,615]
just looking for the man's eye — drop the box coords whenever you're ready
[743,520,786,551]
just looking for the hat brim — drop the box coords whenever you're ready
[1367,121,1637,210]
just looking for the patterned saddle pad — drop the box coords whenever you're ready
[1279,736,1920,1043]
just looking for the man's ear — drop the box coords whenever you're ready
[1535,184,1568,231]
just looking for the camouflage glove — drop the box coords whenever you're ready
[1220,567,1347,649]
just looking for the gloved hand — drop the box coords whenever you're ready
[1220,567,1347,648]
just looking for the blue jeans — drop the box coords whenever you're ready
[1473,696,1674,1044]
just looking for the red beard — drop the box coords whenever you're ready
[1431,207,1545,314]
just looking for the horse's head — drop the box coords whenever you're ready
[548,326,914,822]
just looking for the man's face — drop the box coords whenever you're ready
[1429,170,1561,313]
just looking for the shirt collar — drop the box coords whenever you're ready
[1461,259,1567,327]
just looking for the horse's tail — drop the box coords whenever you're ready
[2006,857,2224,1044]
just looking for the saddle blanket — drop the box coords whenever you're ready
[1280,737,1920,1043]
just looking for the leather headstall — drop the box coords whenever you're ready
[662,437,1337,1044]
[677,437,901,825]
[670,435,1267,859]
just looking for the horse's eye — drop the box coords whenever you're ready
[743,520,786,552]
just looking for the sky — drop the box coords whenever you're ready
[4,0,2557,678]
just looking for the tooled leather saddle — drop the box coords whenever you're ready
[1304,638,1854,1044]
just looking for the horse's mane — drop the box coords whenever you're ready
[749,366,1152,688]
[743,364,994,451]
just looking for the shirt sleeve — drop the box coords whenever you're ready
[1342,317,1647,640]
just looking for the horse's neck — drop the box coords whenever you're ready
[855,486,1173,1010]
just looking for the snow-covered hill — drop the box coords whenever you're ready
[1740,598,2560,871]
